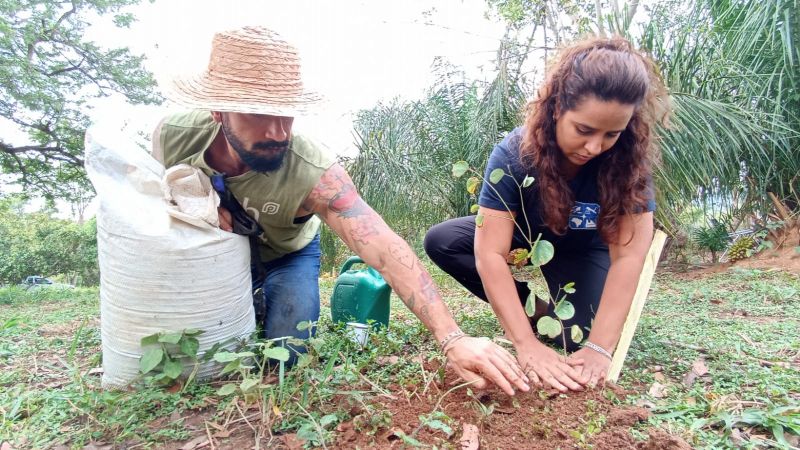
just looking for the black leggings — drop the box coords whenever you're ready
[424,216,610,352]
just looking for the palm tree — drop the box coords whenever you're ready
[635,0,799,231]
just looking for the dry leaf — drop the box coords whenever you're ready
[82,444,112,450]
[179,435,209,450]
[648,381,667,398]
[282,433,305,450]
[683,358,709,387]
[376,356,400,365]
[653,372,667,382]
[692,359,709,376]
[167,381,183,394]
[460,423,480,450]
[212,430,231,439]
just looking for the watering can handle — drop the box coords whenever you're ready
[339,256,365,275]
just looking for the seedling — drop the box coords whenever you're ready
[139,328,205,386]
[453,162,583,355]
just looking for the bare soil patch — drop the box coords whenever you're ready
[665,245,800,280]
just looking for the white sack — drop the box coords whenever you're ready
[84,127,255,389]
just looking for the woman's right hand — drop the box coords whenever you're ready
[516,342,587,392]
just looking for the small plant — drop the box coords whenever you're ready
[466,387,497,424]
[692,221,729,263]
[570,399,607,448]
[452,161,583,353]
[418,410,455,438]
[139,328,205,386]
[213,340,290,400]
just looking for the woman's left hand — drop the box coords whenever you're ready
[567,347,611,388]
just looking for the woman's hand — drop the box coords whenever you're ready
[567,347,611,388]
[517,342,588,392]
[446,337,530,396]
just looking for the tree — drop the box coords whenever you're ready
[0,195,99,285]
[0,0,161,202]
[349,58,526,239]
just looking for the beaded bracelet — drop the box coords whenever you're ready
[583,341,613,360]
[442,334,468,354]
[439,330,465,351]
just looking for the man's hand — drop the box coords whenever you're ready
[517,342,588,392]
[446,337,530,396]
[567,347,610,388]
[218,206,233,232]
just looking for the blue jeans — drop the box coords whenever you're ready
[251,234,320,360]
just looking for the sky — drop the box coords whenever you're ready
[87,0,509,157]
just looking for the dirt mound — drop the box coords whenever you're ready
[332,367,691,449]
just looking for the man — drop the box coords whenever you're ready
[152,26,529,396]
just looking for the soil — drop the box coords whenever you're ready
[328,365,692,450]
[157,364,694,450]
[663,245,800,279]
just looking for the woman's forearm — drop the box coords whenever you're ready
[477,253,540,347]
[587,254,646,351]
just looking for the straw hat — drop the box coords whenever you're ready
[165,26,322,116]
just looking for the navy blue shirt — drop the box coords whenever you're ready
[478,127,655,254]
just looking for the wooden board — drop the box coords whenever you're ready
[607,229,668,383]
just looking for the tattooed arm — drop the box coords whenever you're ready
[303,164,530,396]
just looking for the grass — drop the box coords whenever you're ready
[0,264,798,449]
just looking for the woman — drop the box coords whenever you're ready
[425,36,668,393]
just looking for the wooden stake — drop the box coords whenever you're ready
[607,229,668,383]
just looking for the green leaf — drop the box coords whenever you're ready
[475,214,485,227]
[182,328,204,336]
[563,282,576,294]
[158,332,182,344]
[163,358,183,379]
[470,204,479,214]
[452,161,469,178]
[214,351,239,363]
[296,320,313,331]
[536,316,562,339]
[240,377,259,393]
[423,419,453,437]
[140,333,160,347]
[139,347,164,374]
[320,414,338,428]
[466,176,481,194]
[489,168,505,184]
[221,359,241,375]
[530,240,555,267]
[216,383,237,396]
[554,300,575,321]
[524,294,536,317]
[265,346,291,362]
[522,176,535,187]
[570,325,584,343]
[395,430,424,447]
[180,337,200,358]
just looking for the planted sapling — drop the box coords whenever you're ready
[452,161,585,356]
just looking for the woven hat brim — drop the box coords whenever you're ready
[166,73,324,116]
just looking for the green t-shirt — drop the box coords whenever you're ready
[153,110,335,262]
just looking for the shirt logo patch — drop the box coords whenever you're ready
[569,202,599,230]
[262,202,280,215]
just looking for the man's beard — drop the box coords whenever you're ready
[221,117,290,173]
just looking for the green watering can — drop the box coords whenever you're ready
[330,256,391,329]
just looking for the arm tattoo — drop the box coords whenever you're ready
[418,271,439,304]
[390,242,415,269]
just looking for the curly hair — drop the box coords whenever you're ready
[519,36,668,243]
